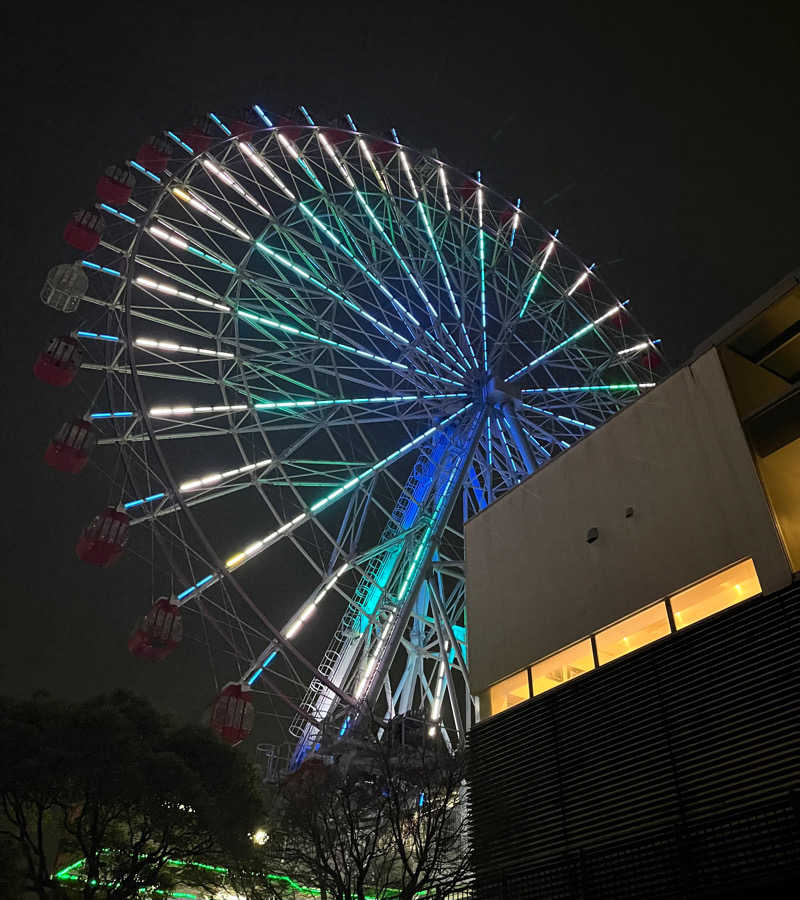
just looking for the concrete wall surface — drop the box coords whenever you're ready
[465,348,793,694]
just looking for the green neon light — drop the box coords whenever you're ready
[55,855,401,900]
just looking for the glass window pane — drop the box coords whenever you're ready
[486,669,530,717]
[670,559,761,630]
[532,639,594,696]
[595,602,671,665]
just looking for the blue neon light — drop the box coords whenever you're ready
[123,492,166,509]
[77,331,120,342]
[299,105,315,125]
[98,202,136,225]
[247,650,278,685]
[127,159,161,183]
[80,260,121,277]
[166,130,194,154]
[525,405,595,431]
[345,114,357,131]
[209,113,231,136]
[89,411,134,419]
[253,105,273,127]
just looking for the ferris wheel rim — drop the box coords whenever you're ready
[40,105,663,752]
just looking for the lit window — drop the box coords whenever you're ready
[669,558,761,630]
[531,639,594,696]
[595,602,671,665]
[481,669,530,718]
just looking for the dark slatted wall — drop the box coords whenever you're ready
[467,584,800,881]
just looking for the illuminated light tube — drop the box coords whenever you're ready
[360,139,388,192]
[80,260,121,277]
[476,176,488,371]
[133,276,230,312]
[149,404,248,417]
[521,382,656,393]
[276,133,325,191]
[123,492,165,510]
[176,573,215,602]
[179,458,271,492]
[238,141,296,200]
[398,151,418,198]
[253,105,273,127]
[97,202,136,225]
[438,166,451,212]
[208,112,231,136]
[345,113,357,131]
[202,159,272,218]
[617,341,650,356]
[166,130,193,154]
[77,331,120,342]
[518,238,556,319]
[171,187,250,240]
[496,419,518,474]
[127,159,161,183]
[134,337,235,359]
[90,411,134,419]
[524,404,596,431]
[299,105,315,125]
[566,270,590,296]
[509,198,522,249]
[146,224,237,272]
[509,303,623,382]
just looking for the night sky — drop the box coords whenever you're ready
[2,4,798,748]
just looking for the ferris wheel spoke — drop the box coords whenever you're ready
[271,131,471,375]
[248,234,465,382]
[366,153,476,372]
[131,270,462,390]
[168,402,474,605]
[145,392,466,423]
[506,301,626,383]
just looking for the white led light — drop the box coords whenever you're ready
[617,341,650,356]
[238,141,296,200]
[438,166,451,212]
[134,276,230,312]
[171,186,250,240]
[202,159,272,218]
[566,270,590,296]
[134,337,235,359]
[178,458,271,493]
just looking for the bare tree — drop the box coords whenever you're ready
[239,717,471,900]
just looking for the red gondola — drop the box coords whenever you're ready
[63,210,105,253]
[135,136,171,174]
[319,127,353,146]
[96,165,135,206]
[276,117,305,142]
[33,336,83,387]
[210,682,254,746]
[368,138,396,161]
[128,596,183,661]
[178,117,216,154]
[76,507,130,567]
[229,108,260,139]
[459,178,478,202]
[44,418,95,474]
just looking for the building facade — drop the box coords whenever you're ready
[465,271,800,896]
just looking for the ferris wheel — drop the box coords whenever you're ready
[36,103,662,767]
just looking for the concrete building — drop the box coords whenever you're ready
[465,270,800,897]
